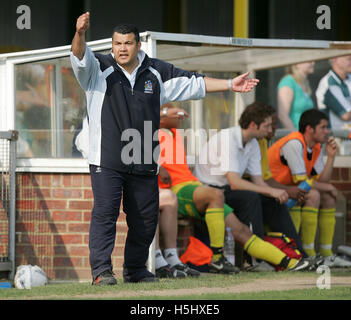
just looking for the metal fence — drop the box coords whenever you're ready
[0,131,17,280]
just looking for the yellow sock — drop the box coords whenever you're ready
[289,206,302,233]
[318,208,336,257]
[244,235,289,267]
[287,258,299,269]
[205,208,225,262]
[301,206,318,257]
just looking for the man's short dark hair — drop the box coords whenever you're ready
[112,24,140,43]
[239,101,275,129]
[298,109,329,133]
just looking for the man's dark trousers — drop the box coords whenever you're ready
[222,188,307,257]
[89,165,159,280]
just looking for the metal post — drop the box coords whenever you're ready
[9,130,17,280]
[144,34,157,274]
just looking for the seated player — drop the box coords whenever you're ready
[268,109,351,267]
[158,104,314,272]
[155,186,200,278]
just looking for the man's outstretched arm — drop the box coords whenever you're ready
[71,12,90,60]
[204,72,259,93]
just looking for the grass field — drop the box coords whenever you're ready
[0,269,350,300]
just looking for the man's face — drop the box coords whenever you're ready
[334,55,351,74]
[112,32,141,68]
[255,116,272,139]
[311,119,329,143]
[266,113,278,140]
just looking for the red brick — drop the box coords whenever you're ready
[52,175,62,187]
[16,222,35,232]
[341,168,350,181]
[53,257,83,267]
[83,235,89,244]
[67,269,91,280]
[116,234,127,245]
[17,200,37,210]
[21,174,32,186]
[52,211,82,222]
[83,175,92,187]
[119,212,126,221]
[32,174,42,186]
[41,175,51,187]
[67,246,90,256]
[83,211,92,222]
[84,189,93,199]
[53,269,68,279]
[21,187,51,198]
[53,189,82,199]
[38,200,67,210]
[112,247,124,256]
[63,175,72,187]
[38,245,54,255]
[16,245,36,256]
[334,183,351,191]
[54,245,68,255]
[116,224,128,234]
[69,200,93,210]
[54,234,82,245]
[36,188,52,198]
[72,175,83,187]
[20,234,52,245]
[68,223,90,233]
[111,257,124,267]
[18,210,50,221]
[331,168,340,181]
[38,222,67,233]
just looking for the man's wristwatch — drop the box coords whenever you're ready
[161,107,168,117]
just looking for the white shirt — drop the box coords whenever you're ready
[280,139,325,176]
[113,51,145,88]
[194,126,262,187]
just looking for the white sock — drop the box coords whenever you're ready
[164,248,182,268]
[155,249,168,270]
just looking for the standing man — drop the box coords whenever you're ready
[194,103,306,265]
[268,109,351,267]
[316,55,351,129]
[70,12,259,285]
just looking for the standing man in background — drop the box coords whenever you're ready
[316,55,351,129]
[70,12,259,285]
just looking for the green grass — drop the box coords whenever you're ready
[126,287,351,300]
[0,270,350,300]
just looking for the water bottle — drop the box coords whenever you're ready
[286,179,313,209]
[224,227,235,265]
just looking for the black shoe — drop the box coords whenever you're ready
[306,255,325,271]
[124,268,159,283]
[289,258,313,271]
[92,270,117,286]
[172,263,201,277]
[209,255,240,274]
[156,265,187,278]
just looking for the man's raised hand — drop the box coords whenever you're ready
[76,12,90,35]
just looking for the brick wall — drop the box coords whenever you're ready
[331,167,351,245]
[16,172,127,281]
[14,168,351,281]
